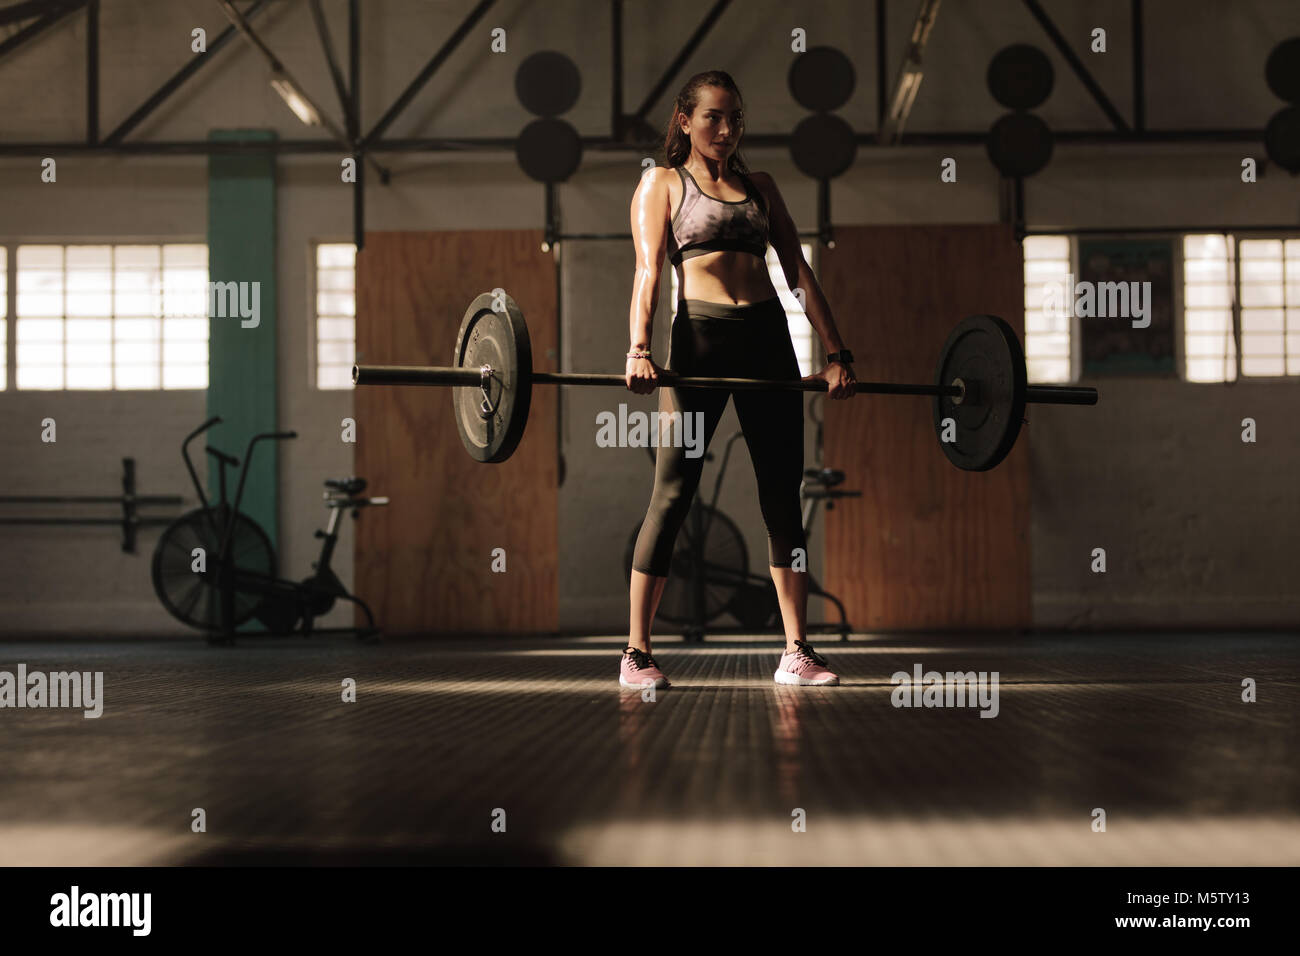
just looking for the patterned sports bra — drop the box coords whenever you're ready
[665,165,770,266]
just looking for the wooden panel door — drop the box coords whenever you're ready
[355,231,558,634]
[820,224,1030,629]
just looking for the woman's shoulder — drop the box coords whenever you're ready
[634,165,679,202]
[640,165,687,195]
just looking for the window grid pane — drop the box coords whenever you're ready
[316,243,358,390]
[15,243,208,390]
[160,244,209,391]
[1183,235,1238,382]
[775,243,816,377]
[1023,235,1071,383]
[1239,240,1296,379]
[17,246,65,389]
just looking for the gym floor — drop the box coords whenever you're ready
[2,631,1295,867]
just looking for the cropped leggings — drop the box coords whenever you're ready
[631,296,807,577]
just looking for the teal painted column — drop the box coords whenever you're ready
[207,130,279,593]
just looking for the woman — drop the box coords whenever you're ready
[622,70,857,690]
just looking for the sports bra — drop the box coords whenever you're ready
[665,165,770,266]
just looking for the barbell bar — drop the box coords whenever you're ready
[356,363,1096,404]
[353,291,1098,471]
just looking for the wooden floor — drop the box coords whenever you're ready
[0,632,1296,866]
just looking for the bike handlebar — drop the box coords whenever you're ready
[230,431,299,520]
[205,445,239,466]
[181,416,223,511]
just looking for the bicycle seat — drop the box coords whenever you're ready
[325,477,367,496]
[802,467,845,488]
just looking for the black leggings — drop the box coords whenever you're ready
[631,296,806,577]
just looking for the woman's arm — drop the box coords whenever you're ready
[626,167,671,393]
[751,171,856,399]
[629,167,671,352]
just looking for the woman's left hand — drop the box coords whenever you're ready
[805,361,857,400]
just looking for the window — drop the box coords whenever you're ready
[1239,239,1299,377]
[774,244,817,377]
[1182,235,1237,383]
[1022,235,1072,383]
[13,243,208,390]
[669,242,817,376]
[315,243,356,389]
[1183,234,1300,382]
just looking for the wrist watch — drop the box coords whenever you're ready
[826,349,854,365]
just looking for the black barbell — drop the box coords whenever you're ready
[353,291,1097,471]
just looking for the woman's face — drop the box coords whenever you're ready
[679,85,744,163]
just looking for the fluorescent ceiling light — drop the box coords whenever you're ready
[271,71,321,127]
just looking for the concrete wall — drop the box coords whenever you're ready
[1030,379,1300,628]
[1,0,1298,635]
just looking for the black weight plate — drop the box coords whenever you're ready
[933,315,1027,471]
[986,111,1054,178]
[516,117,583,182]
[1264,106,1300,174]
[453,291,532,463]
[516,50,582,117]
[789,45,856,112]
[790,113,857,179]
[987,44,1054,110]
[1265,37,1300,104]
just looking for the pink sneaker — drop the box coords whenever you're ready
[620,646,671,689]
[775,640,839,685]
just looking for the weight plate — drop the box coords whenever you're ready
[1264,105,1300,174]
[452,292,533,463]
[790,113,857,179]
[1265,37,1300,104]
[933,315,1027,471]
[788,45,856,112]
[515,50,582,117]
[987,111,1054,178]
[516,117,583,182]
[987,44,1054,110]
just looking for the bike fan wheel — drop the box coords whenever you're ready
[152,507,276,631]
[624,504,749,626]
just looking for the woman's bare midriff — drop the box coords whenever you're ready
[664,167,780,306]
[674,250,779,306]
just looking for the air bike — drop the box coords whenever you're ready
[151,416,388,645]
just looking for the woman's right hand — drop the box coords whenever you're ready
[625,356,661,394]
